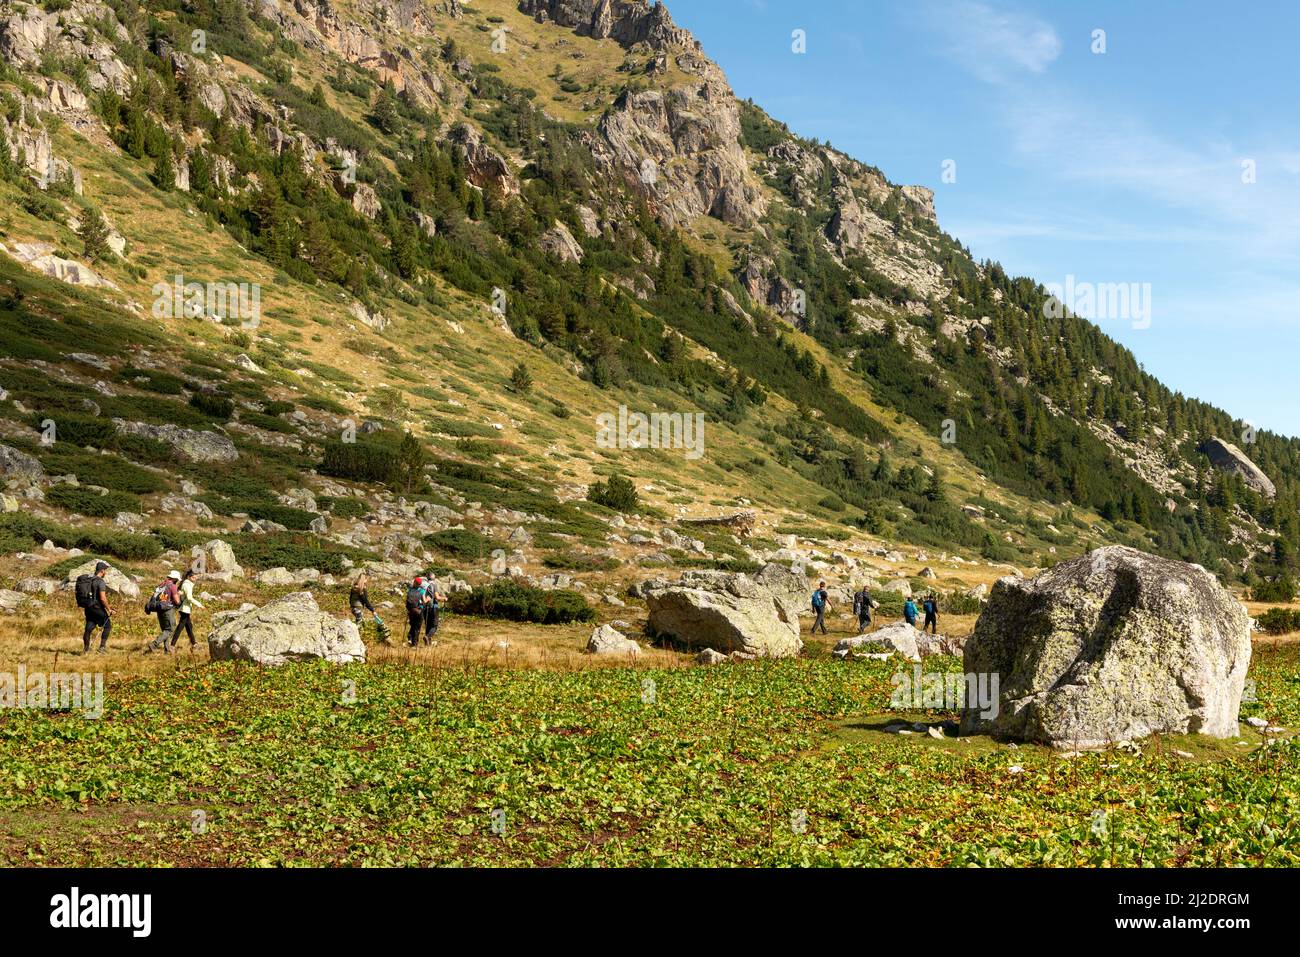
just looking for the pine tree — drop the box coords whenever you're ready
[77,205,112,263]
[509,362,533,394]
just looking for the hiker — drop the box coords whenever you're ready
[350,572,390,644]
[921,594,939,635]
[810,580,831,635]
[144,571,182,654]
[76,561,113,655]
[852,584,874,634]
[421,575,447,644]
[405,577,428,647]
[903,596,919,627]
[168,568,204,650]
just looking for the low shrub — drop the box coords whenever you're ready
[45,485,141,518]
[447,580,595,625]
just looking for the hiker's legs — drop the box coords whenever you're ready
[171,612,194,648]
[424,604,440,640]
[149,611,175,651]
[98,615,111,649]
[858,613,871,634]
[813,609,827,634]
[82,612,97,653]
[407,610,423,647]
[350,602,365,627]
[925,614,937,634]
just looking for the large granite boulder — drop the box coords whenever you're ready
[643,570,802,658]
[961,546,1251,749]
[208,592,365,666]
[752,561,809,610]
[1200,436,1275,499]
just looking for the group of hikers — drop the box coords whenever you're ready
[73,561,448,655]
[349,571,448,647]
[75,560,943,656]
[809,580,940,636]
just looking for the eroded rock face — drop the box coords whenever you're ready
[519,0,697,49]
[1200,436,1276,499]
[208,591,365,666]
[961,546,1251,750]
[643,569,802,658]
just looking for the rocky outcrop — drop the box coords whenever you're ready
[539,221,584,263]
[961,546,1251,749]
[112,420,238,464]
[208,591,365,666]
[447,124,519,196]
[2,242,114,290]
[643,569,803,658]
[1200,436,1276,499]
[520,0,698,50]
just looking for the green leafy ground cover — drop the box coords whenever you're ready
[1,646,1296,866]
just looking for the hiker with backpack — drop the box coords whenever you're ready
[75,561,113,655]
[421,574,447,644]
[350,571,391,644]
[405,576,429,647]
[852,584,876,634]
[810,580,831,635]
[168,568,203,650]
[903,596,919,627]
[144,571,182,654]
[921,594,940,635]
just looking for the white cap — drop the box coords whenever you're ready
[168,570,182,580]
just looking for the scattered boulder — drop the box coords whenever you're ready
[0,443,44,482]
[208,592,365,666]
[201,539,244,578]
[63,560,139,599]
[255,567,298,586]
[833,621,921,661]
[696,648,728,665]
[112,420,237,463]
[586,624,641,656]
[961,546,1252,749]
[643,570,803,658]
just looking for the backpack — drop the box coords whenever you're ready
[811,590,825,611]
[74,574,97,609]
[146,582,176,615]
[405,586,425,614]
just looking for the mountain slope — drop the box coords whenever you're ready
[0,0,1296,598]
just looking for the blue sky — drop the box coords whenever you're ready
[669,0,1300,438]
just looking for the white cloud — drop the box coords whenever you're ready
[922,0,1061,83]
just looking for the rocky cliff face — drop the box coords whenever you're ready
[520,0,697,50]
[1201,436,1276,499]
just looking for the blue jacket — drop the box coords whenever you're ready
[903,600,918,623]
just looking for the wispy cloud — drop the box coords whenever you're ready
[920,0,1060,83]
